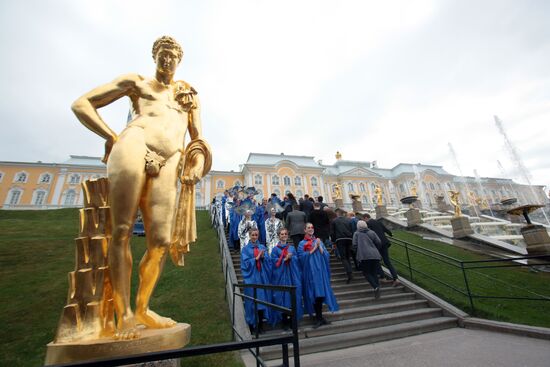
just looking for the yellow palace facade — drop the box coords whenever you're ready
[0,152,547,210]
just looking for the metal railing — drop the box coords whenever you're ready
[233,283,301,367]
[388,236,550,315]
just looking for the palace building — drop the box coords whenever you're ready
[0,152,547,210]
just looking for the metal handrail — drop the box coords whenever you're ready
[389,236,550,315]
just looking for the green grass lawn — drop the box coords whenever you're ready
[0,209,243,367]
[390,230,550,328]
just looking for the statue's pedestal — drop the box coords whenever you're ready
[334,199,344,208]
[405,208,421,227]
[451,216,474,238]
[45,323,191,366]
[375,205,388,219]
[521,225,550,255]
[352,201,363,212]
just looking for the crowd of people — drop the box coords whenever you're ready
[212,187,400,333]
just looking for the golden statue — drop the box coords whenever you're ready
[411,185,417,197]
[375,185,383,206]
[449,190,462,217]
[70,36,211,340]
[335,151,342,160]
[332,183,343,200]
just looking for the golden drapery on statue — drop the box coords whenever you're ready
[170,139,212,266]
[46,35,210,365]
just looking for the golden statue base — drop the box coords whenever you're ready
[45,323,191,365]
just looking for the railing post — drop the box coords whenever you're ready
[232,283,236,331]
[282,344,289,367]
[254,287,261,367]
[405,242,413,281]
[291,286,300,367]
[460,262,475,314]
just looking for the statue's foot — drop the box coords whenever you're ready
[136,309,177,328]
[114,317,140,340]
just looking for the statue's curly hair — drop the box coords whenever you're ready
[152,36,183,62]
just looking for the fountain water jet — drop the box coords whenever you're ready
[494,116,550,226]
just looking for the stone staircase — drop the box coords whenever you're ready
[230,247,457,363]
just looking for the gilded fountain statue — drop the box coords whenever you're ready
[45,36,211,365]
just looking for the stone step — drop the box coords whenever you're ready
[334,291,416,308]
[321,299,429,323]
[261,316,457,361]
[262,307,444,339]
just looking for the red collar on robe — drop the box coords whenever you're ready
[252,243,262,271]
[303,235,315,252]
[276,242,290,267]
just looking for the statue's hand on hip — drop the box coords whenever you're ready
[102,135,118,164]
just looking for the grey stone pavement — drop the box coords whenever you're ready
[256,328,550,367]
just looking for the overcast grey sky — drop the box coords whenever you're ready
[1,0,549,191]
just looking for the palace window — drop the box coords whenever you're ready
[359,183,366,192]
[8,189,22,205]
[254,174,263,185]
[362,195,368,204]
[272,175,280,185]
[68,174,81,185]
[64,190,76,205]
[348,182,354,192]
[313,190,320,197]
[15,172,27,183]
[311,177,318,187]
[40,173,51,184]
[234,180,242,187]
[399,183,405,193]
[294,176,301,186]
[216,179,225,189]
[436,182,441,190]
[0,172,4,182]
[195,180,201,189]
[33,190,46,205]
[283,176,291,186]
[296,190,303,198]
[274,188,281,197]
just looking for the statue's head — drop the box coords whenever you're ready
[152,36,183,73]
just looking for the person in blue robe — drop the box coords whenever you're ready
[254,200,267,244]
[221,191,228,228]
[229,199,242,250]
[269,228,303,329]
[298,222,339,329]
[241,228,272,333]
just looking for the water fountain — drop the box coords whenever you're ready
[507,204,550,255]
[400,195,421,227]
[495,115,550,226]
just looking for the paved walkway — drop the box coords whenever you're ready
[259,328,550,367]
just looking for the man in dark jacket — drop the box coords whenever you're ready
[286,204,307,246]
[364,213,400,286]
[309,202,330,244]
[330,209,355,283]
[300,194,314,220]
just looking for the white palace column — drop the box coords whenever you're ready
[319,175,326,200]
[205,174,211,202]
[51,168,67,205]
